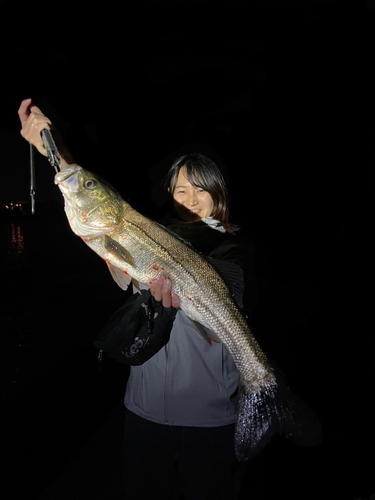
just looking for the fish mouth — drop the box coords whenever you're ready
[54,165,82,186]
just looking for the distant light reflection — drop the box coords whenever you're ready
[11,223,25,254]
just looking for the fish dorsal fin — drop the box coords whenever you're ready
[106,263,132,291]
[104,235,135,266]
[158,223,244,308]
[155,222,193,247]
[205,257,244,309]
[189,320,221,345]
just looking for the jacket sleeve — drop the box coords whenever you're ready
[93,289,177,365]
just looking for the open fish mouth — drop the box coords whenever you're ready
[54,165,82,190]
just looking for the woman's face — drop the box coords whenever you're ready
[171,167,214,222]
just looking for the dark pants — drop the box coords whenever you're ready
[123,410,246,500]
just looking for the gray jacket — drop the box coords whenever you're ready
[124,305,239,426]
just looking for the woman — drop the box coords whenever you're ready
[121,154,257,500]
[18,99,257,499]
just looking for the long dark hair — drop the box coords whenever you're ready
[164,154,238,233]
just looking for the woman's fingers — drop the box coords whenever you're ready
[150,275,179,309]
[18,99,52,156]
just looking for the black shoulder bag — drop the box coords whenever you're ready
[94,290,177,366]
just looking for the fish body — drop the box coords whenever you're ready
[55,164,321,460]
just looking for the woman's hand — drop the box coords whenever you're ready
[18,98,52,156]
[18,98,74,169]
[150,275,180,309]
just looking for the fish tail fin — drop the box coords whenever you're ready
[235,380,322,461]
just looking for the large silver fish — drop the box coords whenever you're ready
[55,164,321,460]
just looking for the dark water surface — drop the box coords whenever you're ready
[1,208,128,499]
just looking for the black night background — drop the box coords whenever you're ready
[0,2,373,499]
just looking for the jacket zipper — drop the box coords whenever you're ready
[164,343,169,425]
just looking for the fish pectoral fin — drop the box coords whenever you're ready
[106,263,132,291]
[189,320,221,345]
[104,235,135,266]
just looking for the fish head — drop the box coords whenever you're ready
[55,165,124,238]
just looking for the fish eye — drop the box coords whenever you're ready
[85,179,97,189]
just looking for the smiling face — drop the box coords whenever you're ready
[170,167,214,222]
